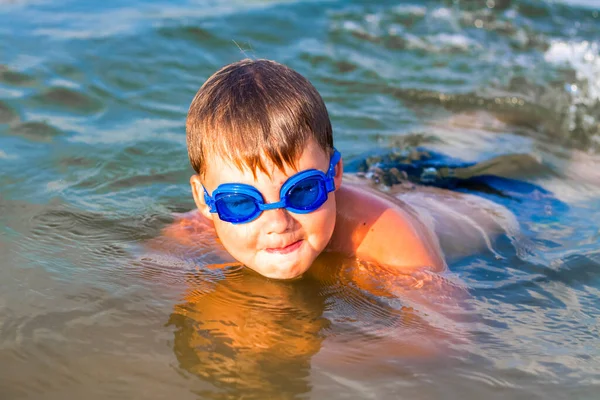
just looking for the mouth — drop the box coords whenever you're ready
[265,240,303,254]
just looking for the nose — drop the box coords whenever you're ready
[263,207,294,235]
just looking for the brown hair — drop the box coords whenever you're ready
[186,59,333,178]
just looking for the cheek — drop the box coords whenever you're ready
[214,221,258,254]
[301,197,337,249]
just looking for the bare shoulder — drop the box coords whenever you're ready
[330,179,446,273]
[140,210,236,269]
[161,210,215,243]
[144,210,226,258]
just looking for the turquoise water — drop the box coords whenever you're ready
[1,0,600,398]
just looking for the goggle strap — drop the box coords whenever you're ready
[325,178,335,192]
[203,186,216,212]
[325,149,341,192]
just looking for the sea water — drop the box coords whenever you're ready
[1,0,599,399]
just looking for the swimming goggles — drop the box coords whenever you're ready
[203,149,341,224]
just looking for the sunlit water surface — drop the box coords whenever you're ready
[1,0,600,399]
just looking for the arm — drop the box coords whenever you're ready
[355,207,446,273]
[161,210,216,246]
[333,183,446,273]
[146,210,234,263]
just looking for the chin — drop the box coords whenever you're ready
[256,262,309,280]
[261,268,304,280]
[252,248,315,280]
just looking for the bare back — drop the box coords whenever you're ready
[330,174,520,267]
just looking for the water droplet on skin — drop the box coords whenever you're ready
[420,167,438,183]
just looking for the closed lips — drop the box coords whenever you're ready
[265,240,303,253]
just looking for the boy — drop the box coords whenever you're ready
[168,58,517,282]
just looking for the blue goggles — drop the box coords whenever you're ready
[203,149,341,224]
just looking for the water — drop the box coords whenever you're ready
[1,0,600,398]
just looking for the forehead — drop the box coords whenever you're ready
[203,141,329,189]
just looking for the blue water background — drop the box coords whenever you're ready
[1,0,600,399]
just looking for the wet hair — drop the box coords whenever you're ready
[186,59,333,178]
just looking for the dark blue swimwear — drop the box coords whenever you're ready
[345,148,568,224]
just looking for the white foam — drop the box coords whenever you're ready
[429,33,478,51]
[391,4,426,16]
[551,0,600,9]
[431,7,453,20]
[69,118,182,145]
[46,179,68,192]
[544,40,600,103]
[404,33,429,51]
[342,20,365,34]
[403,33,477,53]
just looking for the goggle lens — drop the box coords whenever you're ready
[286,177,325,210]
[216,193,259,223]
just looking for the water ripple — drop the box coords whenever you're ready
[9,120,64,142]
[0,100,19,124]
[28,86,104,115]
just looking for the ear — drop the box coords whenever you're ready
[190,174,213,220]
[334,155,343,191]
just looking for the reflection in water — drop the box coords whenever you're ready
[166,254,463,398]
[167,265,329,398]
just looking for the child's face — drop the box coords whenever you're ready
[191,139,342,280]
